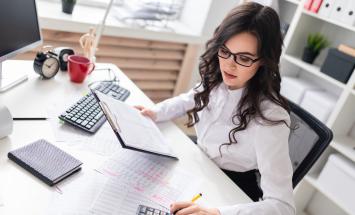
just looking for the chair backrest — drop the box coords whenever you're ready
[287,100,333,187]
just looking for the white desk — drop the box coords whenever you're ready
[0,60,250,215]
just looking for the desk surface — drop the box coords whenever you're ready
[0,60,250,215]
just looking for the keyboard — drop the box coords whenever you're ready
[59,81,130,133]
[136,205,170,215]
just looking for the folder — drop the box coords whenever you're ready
[310,0,323,13]
[304,0,314,10]
[300,90,336,123]
[329,0,348,22]
[341,0,355,26]
[281,76,321,104]
[8,139,82,186]
[318,0,335,18]
[91,89,178,159]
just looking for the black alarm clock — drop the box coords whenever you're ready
[33,51,60,79]
[53,47,75,71]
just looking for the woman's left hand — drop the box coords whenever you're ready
[170,201,221,215]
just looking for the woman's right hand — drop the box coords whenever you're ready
[134,105,157,121]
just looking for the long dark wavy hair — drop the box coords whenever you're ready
[186,2,290,152]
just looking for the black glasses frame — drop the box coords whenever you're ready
[217,45,260,67]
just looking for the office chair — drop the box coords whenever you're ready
[242,99,333,200]
[188,99,333,201]
[287,99,333,187]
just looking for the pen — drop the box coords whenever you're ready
[191,193,202,203]
[13,118,47,120]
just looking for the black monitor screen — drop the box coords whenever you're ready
[0,0,41,57]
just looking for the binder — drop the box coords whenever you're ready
[91,89,178,159]
[341,0,355,26]
[8,139,82,186]
[318,0,335,18]
[310,0,323,13]
[304,0,314,10]
[329,0,348,22]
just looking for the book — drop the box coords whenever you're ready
[338,44,355,58]
[8,139,82,186]
[91,89,178,159]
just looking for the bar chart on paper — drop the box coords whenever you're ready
[91,150,201,215]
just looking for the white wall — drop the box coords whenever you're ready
[188,0,240,89]
[179,0,213,36]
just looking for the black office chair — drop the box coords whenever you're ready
[287,99,333,187]
[240,99,333,201]
[188,99,333,201]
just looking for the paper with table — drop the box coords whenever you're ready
[92,90,177,159]
[47,99,121,157]
[0,192,3,207]
[48,149,201,215]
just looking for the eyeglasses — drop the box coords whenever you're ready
[217,45,260,67]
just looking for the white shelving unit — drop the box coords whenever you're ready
[279,0,355,214]
[331,136,355,163]
[283,54,346,89]
[304,173,353,215]
[283,0,300,5]
[302,10,355,33]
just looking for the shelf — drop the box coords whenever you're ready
[282,0,300,5]
[283,54,346,89]
[302,10,355,33]
[330,136,355,163]
[305,173,352,215]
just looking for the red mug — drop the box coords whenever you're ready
[68,55,95,83]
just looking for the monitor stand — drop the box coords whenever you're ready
[0,61,28,93]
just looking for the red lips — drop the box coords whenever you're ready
[223,71,237,79]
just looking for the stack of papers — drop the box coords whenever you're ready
[48,149,200,215]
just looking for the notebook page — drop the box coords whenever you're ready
[0,192,3,207]
[95,91,176,157]
[46,169,108,215]
[47,102,121,157]
[92,150,200,215]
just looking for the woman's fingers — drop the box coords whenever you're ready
[142,109,157,120]
[170,202,194,214]
[170,202,221,215]
[175,205,199,215]
[133,105,144,111]
[134,105,157,121]
[141,109,153,116]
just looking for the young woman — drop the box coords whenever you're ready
[135,2,295,215]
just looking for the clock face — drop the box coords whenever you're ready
[62,53,69,62]
[42,58,59,78]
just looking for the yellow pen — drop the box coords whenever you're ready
[172,193,203,215]
[191,193,202,203]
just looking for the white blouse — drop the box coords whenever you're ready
[152,83,295,215]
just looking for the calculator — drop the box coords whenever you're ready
[136,205,170,215]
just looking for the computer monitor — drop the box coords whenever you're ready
[0,0,42,92]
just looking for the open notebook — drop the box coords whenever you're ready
[91,90,178,159]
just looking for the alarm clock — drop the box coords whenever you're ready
[33,51,60,79]
[53,47,75,71]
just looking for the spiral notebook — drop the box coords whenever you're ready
[8,139,82,186]
[91,90,177,159]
